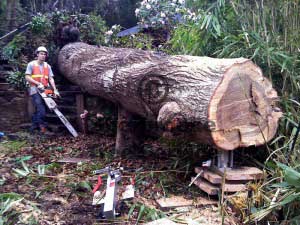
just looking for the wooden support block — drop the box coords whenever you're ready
[192,177,247,195]
[193,166,262,195]
[195,167,222,184]
[57,157,90,163]
[145,218,179,225]
[213,166,264,181]
[156,196,193,210]
[194,197,218,206]
[76,94,85,132]
[222,183,247,192]
[193,177,219,195]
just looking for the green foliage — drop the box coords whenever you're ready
[0,192,40,225]
[0,193,23,225]
[2,35,29,90]
[13,161,49,179]
[78,13,108,45]
[6,70,27,90]
[277,162,300,189]
[245,162,300,223]
[50,10,71,25]
[166,1,236,55]
[30,13,52,35]
[50,11,108,45]
[0,1,6,13]
[136,0,187,29]
[2,140,27,152]
[2,35,26,62]
[1,10,110,93]
[86,97,118,135]
[116,33,154,50]
[167,22,207,56]
[127,202,165,222]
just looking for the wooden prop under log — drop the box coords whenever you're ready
[58,42,282,150]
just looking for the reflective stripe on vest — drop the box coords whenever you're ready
[30,61,49,86]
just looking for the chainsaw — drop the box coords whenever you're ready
[38,86,78,137]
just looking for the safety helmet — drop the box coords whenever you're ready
[36,46,48,54]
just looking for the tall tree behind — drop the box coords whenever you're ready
[0,1,6,36]
[6,0,19,31]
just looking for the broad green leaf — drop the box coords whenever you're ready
[277,162,290,171]
[277,162,300,187]
[13,168,30,177]
[37,165,45,175]
[15,155,33,162]
[1,198,23,214]
[271,182,289,188]
[127,203,136,219]
[284,167,300,188]
[200,15,209,30]
[78,181,92,191]
[290,215,300,224]
[21,161,30,173]
[0,192,22,201]
[137,204,145,222]
[279,193,300,206]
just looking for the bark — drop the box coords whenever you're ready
[6,0,18,31]
[58,42,282,150]
[115,105,145,155]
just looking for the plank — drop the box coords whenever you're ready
[193,177,219,195]
[156,196,193,210]
[193,177,247,195]
[57,157,90,163]
[76,94,85,132]
[213,166,264,181]
[195,167,222,184]
[144,218,178,225]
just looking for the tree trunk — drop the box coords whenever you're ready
[115,105,145,155]
[58,42,282,150]
[6,0,18,31]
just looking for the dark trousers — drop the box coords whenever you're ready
[31,93,46,129]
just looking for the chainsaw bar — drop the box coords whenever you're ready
[39,92,79,137]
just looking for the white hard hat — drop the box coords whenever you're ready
[36,46,48,54]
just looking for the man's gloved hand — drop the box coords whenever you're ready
[54,89,61,98]
[37,83,45,91]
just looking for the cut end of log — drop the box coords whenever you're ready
[208,61,282,150]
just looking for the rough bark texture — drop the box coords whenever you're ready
[6,0,18,31]
[115,105,145,155]
[58,42,282,150]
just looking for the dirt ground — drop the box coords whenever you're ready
[0,132,239,225]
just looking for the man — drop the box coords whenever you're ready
[25,46,60,133]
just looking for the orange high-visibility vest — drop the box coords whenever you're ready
[30,61,49,86]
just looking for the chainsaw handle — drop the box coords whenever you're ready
[93,167,110,175]
[93,166,124,175]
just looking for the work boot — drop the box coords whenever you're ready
[29,125,38,134]
[40,127,54,136]
[40,126,47,133]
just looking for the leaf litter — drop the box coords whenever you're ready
[0,133,237,224]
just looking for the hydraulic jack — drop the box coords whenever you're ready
[92,166,134,220]
[192,150,264,195]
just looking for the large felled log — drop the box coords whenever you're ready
[58,42,282,150]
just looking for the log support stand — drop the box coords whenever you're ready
[115,105,145,156]
[192,150,264,195]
